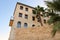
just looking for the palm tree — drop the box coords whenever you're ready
[33,5,44,26]
[45,0,60,37]
[47,14,60,37]
[45,0,60,11]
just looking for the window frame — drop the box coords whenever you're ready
[25,8,28,11]
[44,19,46,23]
[25,14,28,19]
[32,24,35,27]
[20,6,23,10]
[17,21,21,28]
[19,13,22,17]
[32,16,35,21]
[24,23,28,28]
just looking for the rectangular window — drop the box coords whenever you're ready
[20,6,23,10]
[19,13,22,17]
[32,16,35,21]
[25,8,28,11]
[44,19,46,23]
[25,14,28,19]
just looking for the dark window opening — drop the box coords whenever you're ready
[24,23,28,28]
[25,14,28,19]
[32,24,35,27]
[19,13,22,17]
[44,19,46,23]
[32,16,35,21]
[17,21,21,28]
[25,8,28,11]
[20,6,23,10]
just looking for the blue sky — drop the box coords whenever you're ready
[0,0,47,40]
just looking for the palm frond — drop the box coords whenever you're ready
[32,5,44,26]
[45,0,60,37]
[52,21,60,37]
[32,10,37,14]
[45,0,60,11]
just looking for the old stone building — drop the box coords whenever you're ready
[9,2,60,40]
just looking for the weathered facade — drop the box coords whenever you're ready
[9,2,60,40]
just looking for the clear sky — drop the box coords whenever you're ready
[0,0,47,40]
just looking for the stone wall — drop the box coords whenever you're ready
[13,26,60,40]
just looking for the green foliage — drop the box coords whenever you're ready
[33,5,44,15]
[45,0,60,37]
[33,5,44,26]
[45,0,60,11]
[47,10,60,37]
[33,10,37,14]
[48,13,60,24]
[47,13,60,37]
[48,16,54,25]
[48,13,56,16]
[52,22,60,37]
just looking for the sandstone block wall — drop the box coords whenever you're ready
[12,26,60,40]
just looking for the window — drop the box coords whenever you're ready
[20,6,23,10]
[32,16,35,21]
[24,23,28,28]
[19,13,22,17]
[25,8,28,11]
[44,19,46,23]
[32,24,35,27]
[25,14,28,19]
[17,21,21,28]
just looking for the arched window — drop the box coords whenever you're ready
[17,21,21,28]
[24,23,28,28]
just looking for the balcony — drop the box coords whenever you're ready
[9,16,14,27]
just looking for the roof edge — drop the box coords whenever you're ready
[17,2,35,9]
